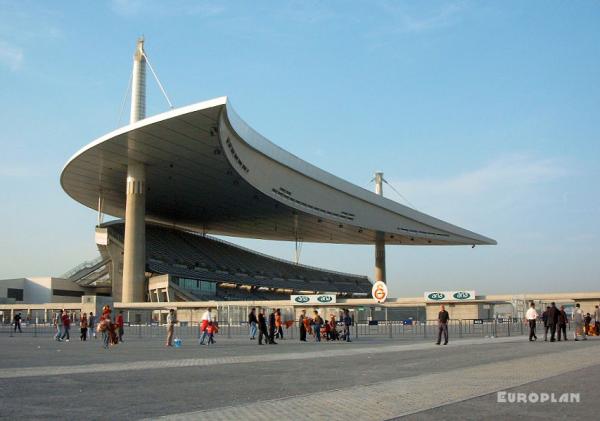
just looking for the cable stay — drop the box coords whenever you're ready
[142,51,174,109]
[116,71,133,126]
[367,175,418,209]
[382,178,418,209]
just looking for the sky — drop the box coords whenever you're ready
[1,0,599,297]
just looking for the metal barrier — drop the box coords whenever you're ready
[1,319,571,340]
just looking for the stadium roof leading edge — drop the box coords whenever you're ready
[61,96,496,246]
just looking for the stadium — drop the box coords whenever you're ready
[54,38,495,307]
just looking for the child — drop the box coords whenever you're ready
[206,321,218,345]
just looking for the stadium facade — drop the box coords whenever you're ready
[0,38,496,310]
[54,38,496,304]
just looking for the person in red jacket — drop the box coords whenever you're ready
[60,311,71,342]
[206,321,218,345]
[116,311,125,343]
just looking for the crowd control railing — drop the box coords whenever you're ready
[2,318,569,340]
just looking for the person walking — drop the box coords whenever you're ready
[525,302,538,341]
[547,302,559,342]
[557,305,568,341]
[342,309,352,342]
[258,308,269,345]
[436,305,450,345]
[268,309,278,344]
[116,311,125,343]
[60,311,71,342]
[248,308,258,340]
[54,310,64,341]
[584,313,592,336]
[299,309,307,342]
[80,313,88,341]
[13,312,22,333]
[206,321,217,345]
[165,309,177,347]
[573,303,587,341]
[312,310,322,342]
[199,307,213,345]
[328,315,338,340]
[98,313,111,349]
[594,305,600,335]
[542,306,550,341]
[275,309,284,340]
[88,312,96,339]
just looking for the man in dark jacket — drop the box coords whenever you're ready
[342,309,352,342]
[13,313,22,333]
[268,310,277,344]
[257,308,269,345]
[248,308,258,340]
[299,309,307,342]
[547,302,559,342]
[557,305,568,341]
[542,306,550,341]
[436,305,450,345]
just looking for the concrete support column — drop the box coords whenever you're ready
[374,171,386,283]
[122,162,146,303]
[375,231,386,283]
[130,37,146,123]
[121,37,147,304]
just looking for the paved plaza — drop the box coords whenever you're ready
[0,333,598,420]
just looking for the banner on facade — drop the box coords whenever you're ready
[424,290,476,302]
[290,294,336,305]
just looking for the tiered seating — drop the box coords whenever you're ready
[104,221,372,295]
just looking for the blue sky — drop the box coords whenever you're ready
[1,1,599,297]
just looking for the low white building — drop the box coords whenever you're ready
[0,277,85,304]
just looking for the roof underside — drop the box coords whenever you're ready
[61,97,496,246]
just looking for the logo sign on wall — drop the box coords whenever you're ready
[424,291,476,302]
[371,281,388,304]
[290,295,337,305]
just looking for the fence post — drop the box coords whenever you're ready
[459,320,462,339]
[354,321,358,340]
[520,320,524,335]
[138,323,141,338]
[388,321,392,339]
[423,321,427,339]
[493,319,497,337]
[508,320,511,337]
[33,322,37,338]
[227,321,231,339]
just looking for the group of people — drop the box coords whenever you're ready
[52,306,124,349]
[298,308,353,343]
[247,307,290,344]
[246,307,353,344]
[165,308,220,347]
[525,302,597,342]
[164,307,355,347]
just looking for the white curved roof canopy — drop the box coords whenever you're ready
[61,97,496,246]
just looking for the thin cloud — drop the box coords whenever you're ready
[0,40,23,71]
[0,163,46,178]
[395,155,566,196]
[384,155,569,213]
[397,3,465,34]
[110,0,225,18]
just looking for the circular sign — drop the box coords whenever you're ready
[317,296,333,303]
[427,292,445,300]
[453,291,471,300]
[371,281,388,304]
[294,296,309,303]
